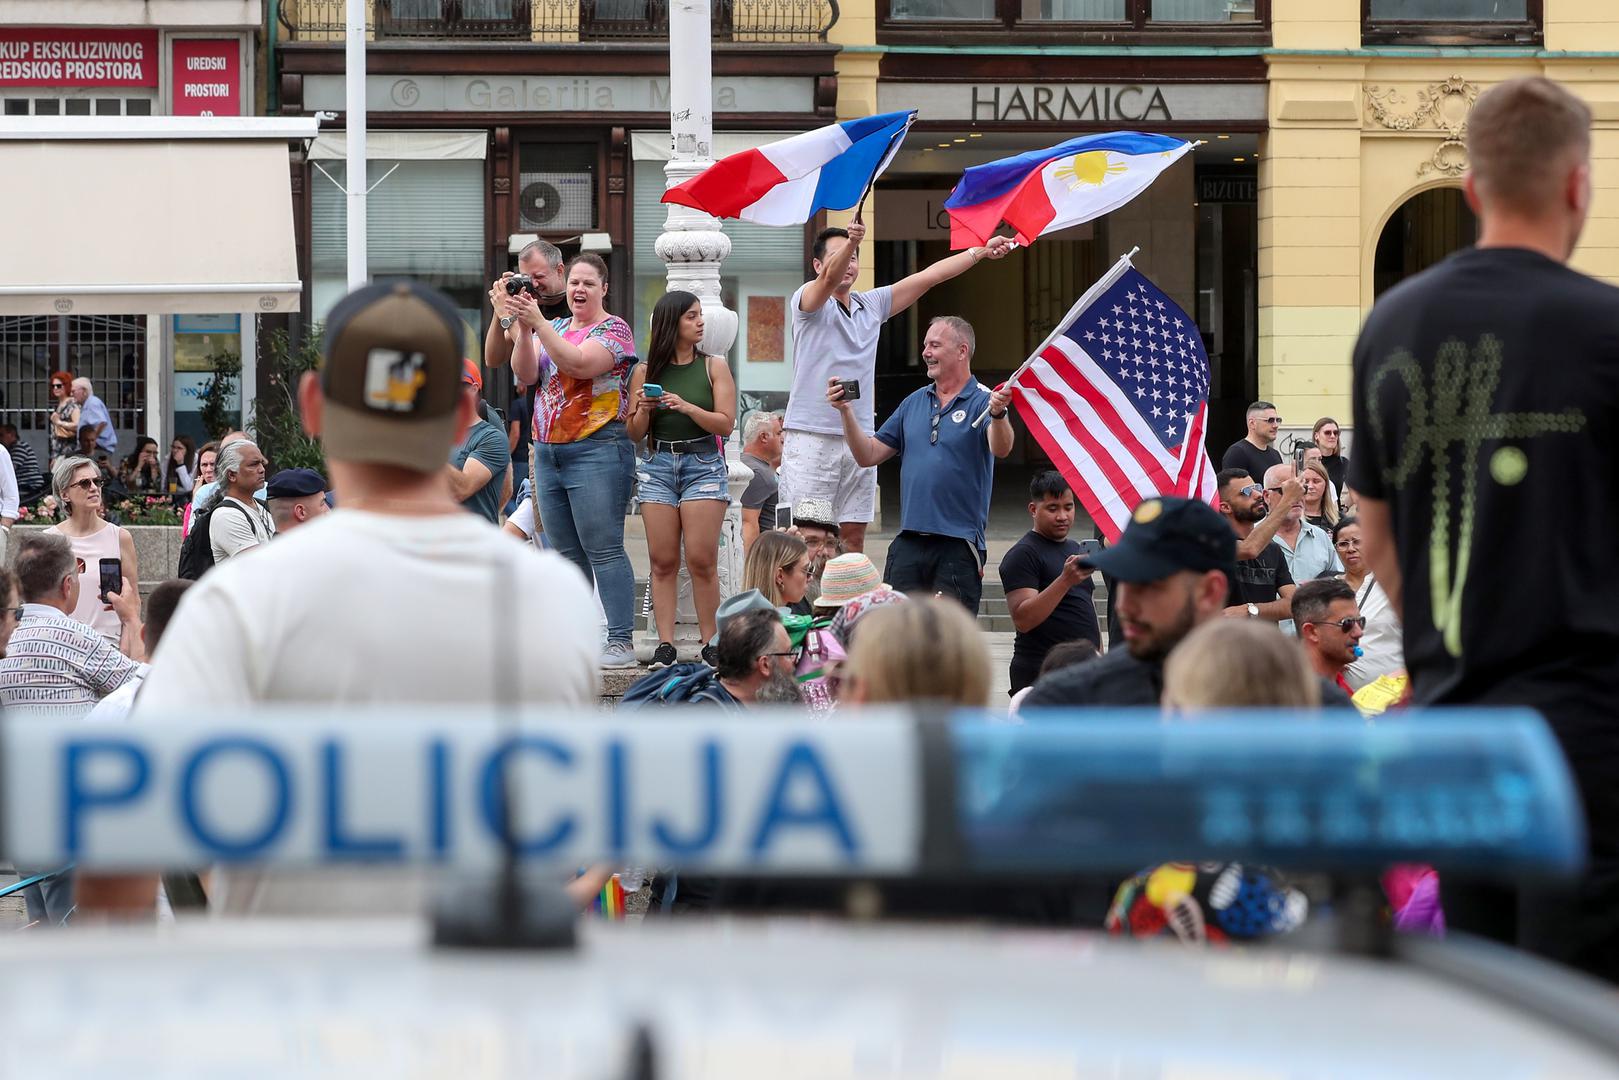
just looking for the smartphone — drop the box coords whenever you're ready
[837,378,861,401]
[97,557,121,602]
[1076,538,1103,559]
[1292,438,1314,475]
[642,383,664,398]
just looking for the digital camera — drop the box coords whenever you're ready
[505,274,540,297]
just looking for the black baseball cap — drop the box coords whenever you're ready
[1083,497,1236,584]
[265,467,328,500]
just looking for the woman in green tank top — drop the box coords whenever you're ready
[626,291,738,669]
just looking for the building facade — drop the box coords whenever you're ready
[0,1,265,460]
[827,0,1270,456]
[1264,0,1619,442]
[273,0,838,408]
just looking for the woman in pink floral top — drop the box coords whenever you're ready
[510,253,640,667]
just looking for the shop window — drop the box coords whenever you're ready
[881,0,1267,35]
[517,143,598,234]
[631,162,804,395]
[1363,0,1539,43]
[310,159,487,339]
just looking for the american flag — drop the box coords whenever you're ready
[1009,262,1217,540]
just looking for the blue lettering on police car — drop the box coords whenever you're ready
[479,736,576,855]
[750,741,858,857]
[63,738,149,853]
[652,741,724,855]
[323,741,404,860]
[182,737,293,860]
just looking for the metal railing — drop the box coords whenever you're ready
[282,0,838,41]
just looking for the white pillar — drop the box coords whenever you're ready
[344,0,367,289]
[644,0,749,658]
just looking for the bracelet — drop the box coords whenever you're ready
[990,408,1008,420]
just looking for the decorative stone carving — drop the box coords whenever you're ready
[1364,76,1480,178]
[493,176,511,195]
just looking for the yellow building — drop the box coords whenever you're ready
[1264,0,1618,435]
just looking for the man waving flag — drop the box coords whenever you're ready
[945,132,1194,249]
[662,111,915,226]
[997,254,1217,540]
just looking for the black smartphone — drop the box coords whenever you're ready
[98,557,121,602]
[1292,438,1315,475]
[837,378,861,401]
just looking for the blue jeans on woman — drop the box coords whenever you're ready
[535,422,635,645]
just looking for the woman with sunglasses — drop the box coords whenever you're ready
[46,371,79,461]
[1327,516,1403,690]
[44,455,139,648]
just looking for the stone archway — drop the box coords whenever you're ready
[1372,186,1478,299]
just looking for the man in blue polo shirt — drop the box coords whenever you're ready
[828,315,1013,614]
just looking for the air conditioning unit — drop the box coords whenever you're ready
[519,172,594,231]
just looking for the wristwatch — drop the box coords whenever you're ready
[1246,603,1259,618]
[989,408,1008,420]
[499,316,514,330]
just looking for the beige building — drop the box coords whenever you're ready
[1263,0,1617,434]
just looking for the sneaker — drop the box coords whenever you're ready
[650,642,677,670]
[600,641,638,668]
[701,643,719,668]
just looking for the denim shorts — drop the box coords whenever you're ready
[636,445,730,506]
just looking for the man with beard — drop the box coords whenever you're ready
[621,591,800,709]
[1216,468,1297,624]
[1021,497,1235,707]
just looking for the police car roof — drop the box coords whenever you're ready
[6,917,1618,1078]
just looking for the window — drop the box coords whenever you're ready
[310,159,487,335]
[880,0,1267,35]
[376,0,532,38]
[1368,0,1524,17]
[1363,0,1539,43]
[1,94,156,116]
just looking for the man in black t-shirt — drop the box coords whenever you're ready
[1216,468,1295,623]
[1220,401,1284,483]
[1352,77,1619,981]
[999,471,1102,693]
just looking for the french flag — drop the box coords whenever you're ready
[661,111,915,227]
[944,131,1193,250]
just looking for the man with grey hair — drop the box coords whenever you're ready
[70,376,117,455]
[829,315,1012,614]
[484,238,568,370]
[202,439,274,562]
[740,408,783,551]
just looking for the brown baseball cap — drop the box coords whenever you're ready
[320,281,469,472]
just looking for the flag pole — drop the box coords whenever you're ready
[972,245,1139,428]
[852,113,915,224]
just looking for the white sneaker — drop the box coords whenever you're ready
[600,641,638,668]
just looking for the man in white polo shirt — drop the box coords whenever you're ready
[780,221,1012,553]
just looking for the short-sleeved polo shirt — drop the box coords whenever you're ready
[875,377,997,552]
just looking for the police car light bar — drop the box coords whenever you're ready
[0,709,1585,880]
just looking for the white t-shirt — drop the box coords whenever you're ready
[139,509,599,710]
[135,509,601,916]
[783,283,893,437]
[209,496,276,562]
[1345,573,1405,691]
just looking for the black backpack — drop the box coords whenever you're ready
[176,500,251,581]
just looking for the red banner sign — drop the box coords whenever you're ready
[170,39,241,117]
[0,28,158,87]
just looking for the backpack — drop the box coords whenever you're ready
[176,500,250,581]
[619,662,742,711]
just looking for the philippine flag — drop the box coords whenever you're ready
[661,111,915,227]
[943,132,1194,249]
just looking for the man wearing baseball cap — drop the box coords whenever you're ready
[1021,497,1237,708]
[135,281,603,916]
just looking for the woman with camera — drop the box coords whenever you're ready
[509,253,640,668]
[625,291,737,669]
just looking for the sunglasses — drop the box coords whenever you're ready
[1261,416,1282,424]
[1306,615,1367,633]
[1237,484,1264,497]
[69,477,102,492]
[930,413,941,446]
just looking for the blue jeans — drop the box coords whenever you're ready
[505,455,530,516]
[536,423,635,644]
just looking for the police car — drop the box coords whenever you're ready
[2,708,1616,1077]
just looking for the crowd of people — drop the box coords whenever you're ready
[0,76,1613,984]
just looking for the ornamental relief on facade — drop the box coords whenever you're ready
[1363,75,1481,178]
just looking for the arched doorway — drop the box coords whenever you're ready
[1373,187,1478,299]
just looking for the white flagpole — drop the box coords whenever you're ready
[972,245,1139,429]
